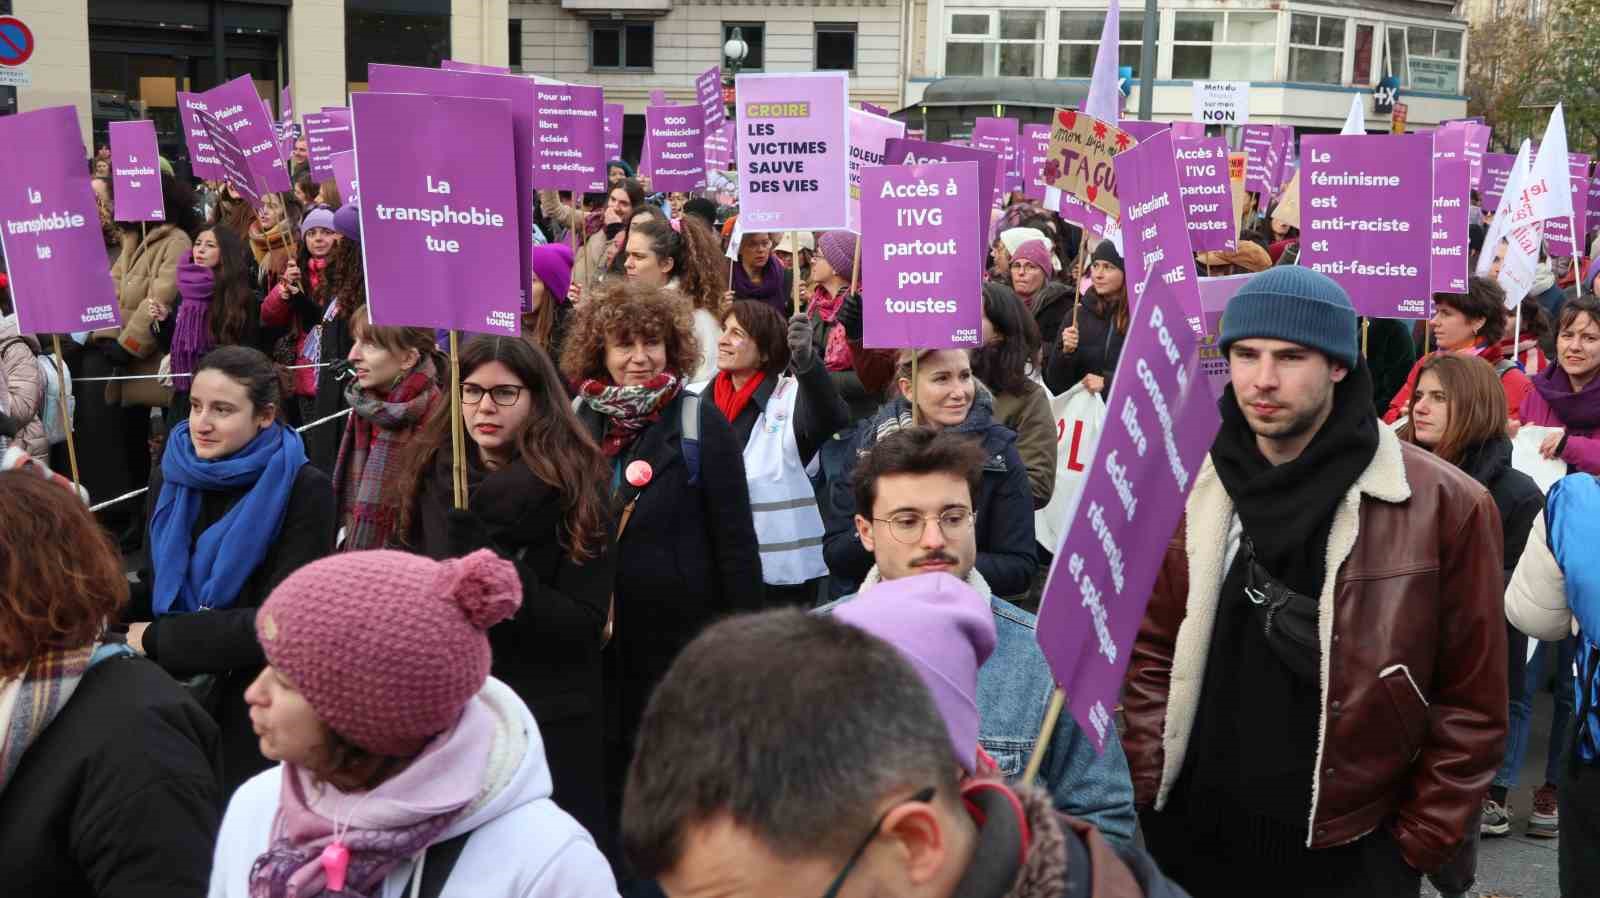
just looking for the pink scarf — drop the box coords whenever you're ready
[248,700,494,898]
[810,284,854,372]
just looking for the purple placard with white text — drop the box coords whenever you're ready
[1545,153,1591,256]
[848,108,906,233]
[199,109,263,208]
[331,150,358,205]
[1481,153,1517,212]
[1589,176,1600,238]
[0,107,123,335]
[1431,127,1471,295]
[604,103,624,163]
[1023,124,1051,202]
[177,92,225,180]
[280,84,293,120]
[644,104,707,192]
[1117,120,1170,144]
[304,109,353,182]
[368,63,536,308]
[1036,282,1219,753]
[535,83,605,192]
[1241,124,1274,195]
[860,161,983,349]
[350,92,521,336]
[973,117,1022,194]
[705,125,731,171]
[697,65,726,131]
[736,72,850,231]
[884,138,998,249]
[109,120,165,222]
[1465,124,1490,191]
[442,60,510,75]
[1301,134,1433,319]
[1117,131,1204,331]
[1173,138,1235,254]
[200,75,292,193]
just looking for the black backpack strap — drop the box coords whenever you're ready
[418,831,472,898]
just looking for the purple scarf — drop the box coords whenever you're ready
[170,252,216,383]
[731,254,787,313]
[1533,364,1600,432]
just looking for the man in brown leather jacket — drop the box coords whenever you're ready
[1121,266,1507,898]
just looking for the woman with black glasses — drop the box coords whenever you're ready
[391,335,616,851]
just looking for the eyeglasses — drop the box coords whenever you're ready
[819,787,937,898]
[871,509,977,545]
[461,384,525,407]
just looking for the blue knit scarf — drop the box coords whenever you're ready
[150,421,307,616]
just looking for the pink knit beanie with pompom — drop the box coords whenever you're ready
[256,549,522,756]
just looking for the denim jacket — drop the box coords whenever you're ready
[823,568,1138,849]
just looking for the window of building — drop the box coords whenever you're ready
[944,10,1045,77]
[591,22,654,71]
[724,23,765,71]
[509,19,522,71]
[816,23,857,71]
[1288,13,1345,84]
[346,9,450,88]
[1385,25,1462,92]
[1057,10,1144,78]
[1171,11,1276,81]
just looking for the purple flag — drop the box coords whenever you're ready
[367,64,536,309]
[177,92,225,180]
[860,161,984,349]
[1083,0,1123,122]
[1301,134,1434,319]
[1465,124,1490,190]
[847,108,906,233]
[973,117,1022,194]
[697,65,726,131]
[1241,124,1273,195]
[0,107,122,335]
[1545,153,1592,256]
[1117,130,1204,331]
[603,103,624,164]
[736,72,851,232]
[644,104,708,192]
[535,83,605,192]
[280,84,294,121]
[109,120,165,222]
[1481,153,1517,212]
[1117,120,1170,144]
[200,75,292,193]
[884,138,999,250]
[331,150,358,205]
[1431,127,1471,295]
[442,60,510,75]
[304,109,353,182]
[1036,279,1220,753]
[861,102,891,117]
[350,92,522,336]
[1023,124,1051,202]
[1174,138,1236,254]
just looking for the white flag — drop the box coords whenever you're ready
[1524,103,1575,227]
[1477,140,1531,278]
[1340,95,1365,135]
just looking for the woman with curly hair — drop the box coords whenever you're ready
[622,213,727,386]
[304,204,365,472]
[560,280,763,828]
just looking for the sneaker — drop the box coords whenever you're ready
[1528,784,1559,838]
[1481,797,1511,837]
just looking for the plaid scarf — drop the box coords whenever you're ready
[576,372,683,457]
[0,644,95,794]
[334,357,441,550]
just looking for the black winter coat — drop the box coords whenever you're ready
[407,447,614,848]
[305,313,354,474]
[1045,289,1127,396]
[1458,438,1542,586]
[820,391,1039,598]
[133,461,336,796]
[0,653,221,898]
[725,361,851,466]
[1027,280,1076,352]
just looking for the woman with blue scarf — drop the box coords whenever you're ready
[126,346,335,796]
[1507,472,1600,896]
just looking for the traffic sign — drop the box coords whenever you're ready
[0,17,35,68]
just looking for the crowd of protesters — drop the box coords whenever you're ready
[1,136,1598,898]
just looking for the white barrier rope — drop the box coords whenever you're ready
[74,361,335,384]
[87,407,352,513]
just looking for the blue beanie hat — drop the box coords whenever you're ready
[1218,266,1358,368]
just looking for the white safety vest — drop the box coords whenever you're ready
[744,375,829,585]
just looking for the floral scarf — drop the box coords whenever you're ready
[576,372,682,458]
[810,283,855,372]
[334,357,441,550]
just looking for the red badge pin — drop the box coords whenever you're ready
[626,460,653,487]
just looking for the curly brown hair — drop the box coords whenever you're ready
[318,238,367,321]
[560,280,702,383]
[0,472,129,677]
[629,215,728,316]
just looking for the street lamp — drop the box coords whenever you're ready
[723,26,749,121]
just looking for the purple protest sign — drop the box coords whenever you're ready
[1589,176,1600,238]
[1267,124,1294,195]
[603,103,624,163]
[697,65,725,131]
[649,90,667,108]
[1431,126,1470,296]
[1036,281,1220,752]
[860,161,983,349]
[199,108,263,208]
[1174,138,1235,254]
[534,83,605,192]
[330,150,358,205]
[200,75,292,193]
[644,104,707,192]
[1196,274,1252,399]
[1169,121,1207,140]
[176,92,225,180]
[0,107,122,336]
[862,102,891,117]
[847,108,906,233]
[1481,153,1517,212]
[350,92,521,336]
[442,60,511,75]
[1116,130,1204,331]
[1464,124,1490,190]
[884,138,998,248]
[1545,153,1591,256]
[368,64,536,308]
[109,120,165,222]
[1023,124,1051,202]
[705,125,731,171]
[1241,124,1273,195]
[736,72,850,231]
[304,109,353,182]
[279,84,293,120]
[1116,120,1170,144]
[973,117,1022,194]
[1301,134,1433,319]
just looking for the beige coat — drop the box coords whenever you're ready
[539,190,612,296]
[0,315,46,463]
[101,224,191,359]
[1505,512,1583,642]
[990,378,1058,509]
